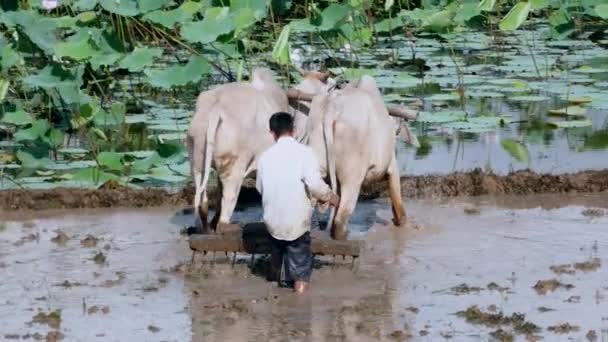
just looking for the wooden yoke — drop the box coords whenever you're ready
[286,88,418,121]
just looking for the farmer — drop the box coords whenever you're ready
[256,112,340,294]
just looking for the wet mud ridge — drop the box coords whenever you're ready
[1,168,607,211]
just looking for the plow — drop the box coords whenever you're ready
[189,222,362,268]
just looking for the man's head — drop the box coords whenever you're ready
[269,112,294,141]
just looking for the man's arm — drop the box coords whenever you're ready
[302,149,337,204]
[255,159,263,195]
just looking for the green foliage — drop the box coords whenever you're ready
[501,139,530,163]
[272,25,291,65]
[499,2,531,31]
[145,56,210,89]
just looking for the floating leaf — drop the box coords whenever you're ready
[1,110,34,126]
[99,0,141,16]
[499,2,531,31]
[181,8,234,44]
[149,165,189,183]
[46,128,65,147]
[145,56,210,89]
[14,120,49,141]
[70,167,120,185]
[572,66,608,74]
[501,139,530,163]
[272,25,291,65]
[530,0,549,10]
[547,119,593,128]
[90,53,123,70]
[16,150,52,169]
[566,96,593,105]
[426,93,461,102]
[548,106,587,116]
[316,4,350,31]
[509,95,550,102]
[1,45,22,71]
[54,38,99,61]
[468,91,504,98]
[231,0,267,19]
[132,152,163,172]
[118,47,163,72]
[416,110,467,123]
[97,151,124,171]
[138,0,167,13]
[143,1,203,29]
[596,4,608,19]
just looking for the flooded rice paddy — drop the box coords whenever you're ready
[1,192,607,341]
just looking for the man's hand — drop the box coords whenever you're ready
[329,193,340,207]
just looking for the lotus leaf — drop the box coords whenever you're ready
[145,56,210,89]
[46,128,64,147]
[1,110,34,126]
[118,47,163,72]
[547,119,593,128]
[501,139,530,162]
[100,0,141,17]
[16,150,52,169]
[509,95,550,102]
[14,120,49,142]
[97,152,125,171]
[272,25,291,65]
[426,93,461,102]
[595,4,608,19]
[70,167,120,185]
[138,0,169,13]
[143,1,203,28]
[181,8,234,44]
[46,160,97,170]
[416,111,467,123]
[548,106,587,116]
[54,38,100,61]
[1,45,22,71]
[231,0,267,19]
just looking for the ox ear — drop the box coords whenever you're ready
[399,121,420,148]
[318,71,331,83]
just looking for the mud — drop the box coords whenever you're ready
[1,193,608,341]
[1,169,607,211]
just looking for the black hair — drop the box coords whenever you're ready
[269,112,294,136]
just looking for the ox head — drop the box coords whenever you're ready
[294,67,335,95]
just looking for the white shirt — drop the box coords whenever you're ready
[256,137,333,241]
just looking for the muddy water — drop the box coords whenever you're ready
[1,193,607,341]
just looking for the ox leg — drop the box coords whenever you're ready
[216,165,247,234]
[331,177,363,241]
[210,181,222,231]
[199,190,210,233]
[387,155,406,226]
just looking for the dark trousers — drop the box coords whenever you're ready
[269,232,313,285]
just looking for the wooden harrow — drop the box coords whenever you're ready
[189,222,362,268]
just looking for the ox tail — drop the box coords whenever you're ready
[200,107,221,205]
[323,108,338,232]
[192,106,221,227]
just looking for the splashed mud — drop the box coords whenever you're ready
[0,192,607,340]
